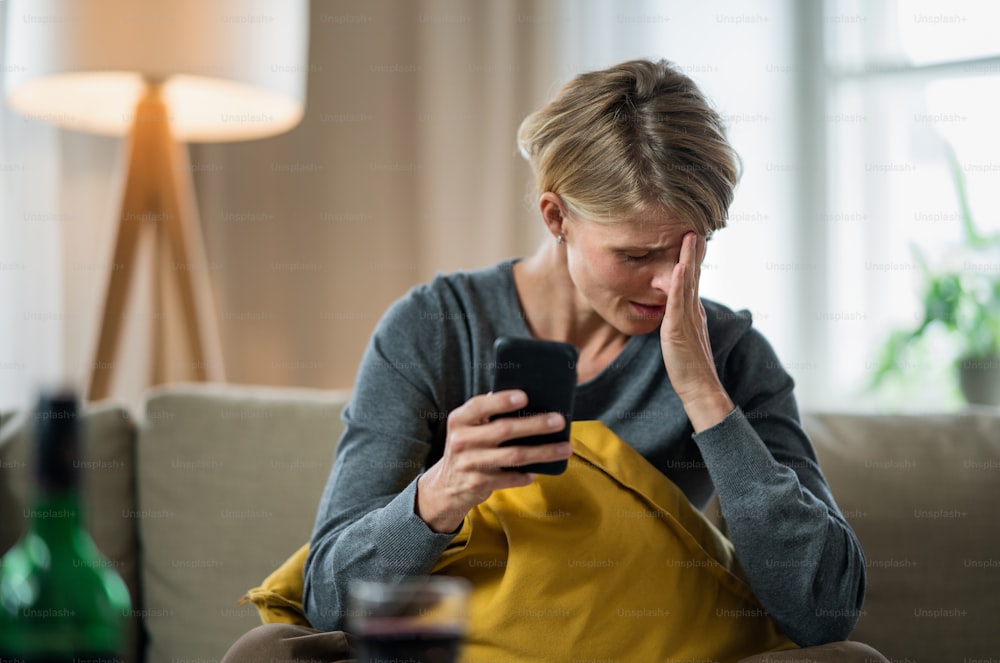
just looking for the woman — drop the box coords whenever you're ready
[224,59,887,662]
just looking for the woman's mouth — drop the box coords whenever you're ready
[630,301,666,318]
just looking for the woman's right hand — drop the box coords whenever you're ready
[415,389,573,533]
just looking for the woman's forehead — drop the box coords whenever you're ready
[587,208,694,246]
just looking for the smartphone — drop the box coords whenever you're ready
[490,336,578,475]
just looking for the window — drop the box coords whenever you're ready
[821,0,1000,409]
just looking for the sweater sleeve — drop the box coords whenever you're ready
[691,327,866,647]
[302,286,459,632]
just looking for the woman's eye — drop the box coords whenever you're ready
[623,253,651,263]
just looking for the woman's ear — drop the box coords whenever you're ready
[538,192,567,239]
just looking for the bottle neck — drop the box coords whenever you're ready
[26,489,84,542]
[29,394,85,542]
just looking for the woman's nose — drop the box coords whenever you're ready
[650,264,675,291]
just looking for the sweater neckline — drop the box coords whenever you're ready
[498,258,653,392]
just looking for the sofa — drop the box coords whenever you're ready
[1,382,998,662]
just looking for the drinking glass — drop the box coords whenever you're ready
[347,575,470,663]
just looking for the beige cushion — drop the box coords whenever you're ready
[135,383,349,663]
[803,409,1000,661]
[0,402,141,663]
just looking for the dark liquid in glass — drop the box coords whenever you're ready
[355,628,461,663]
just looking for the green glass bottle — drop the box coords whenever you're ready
[0,392,132,662]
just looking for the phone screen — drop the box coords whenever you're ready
[490,336,578,474]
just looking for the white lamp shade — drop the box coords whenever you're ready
[4,0,309,142]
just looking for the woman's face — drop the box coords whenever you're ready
[563,207,699,337]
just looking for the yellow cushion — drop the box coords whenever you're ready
[240,542,311,626]
[242,421,797,661]
[431,420,797,662]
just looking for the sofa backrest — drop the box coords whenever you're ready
[803,409,1000,661]
[135,383,350,663]
[6,386,998,663]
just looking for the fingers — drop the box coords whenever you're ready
[449,390,564,442]
[463,440,573,473]
[420,390,571,532]
[666,260,688,331]
[664,233,705,341]
[684,230,705,261]
[449,407,567,453]
[450,389,526,426]
[445,389,571,465]
[487,469,538,491]
[679,231,703,294]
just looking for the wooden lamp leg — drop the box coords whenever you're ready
[161,139,225,385]
[88,83,224,401]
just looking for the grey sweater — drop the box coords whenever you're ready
[303,259,866,647]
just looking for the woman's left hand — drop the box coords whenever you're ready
[660,232,735,431]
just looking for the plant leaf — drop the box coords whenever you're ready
[947,146,986,248]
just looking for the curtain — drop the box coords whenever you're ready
[0,7,125,411]
[191,0,565,391]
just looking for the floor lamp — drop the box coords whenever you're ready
[3,0,309,400]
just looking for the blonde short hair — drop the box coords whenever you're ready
[517,59,740,235]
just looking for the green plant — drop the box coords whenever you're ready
[870,150,1000,390]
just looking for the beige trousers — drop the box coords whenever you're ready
[221,623,890,663]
